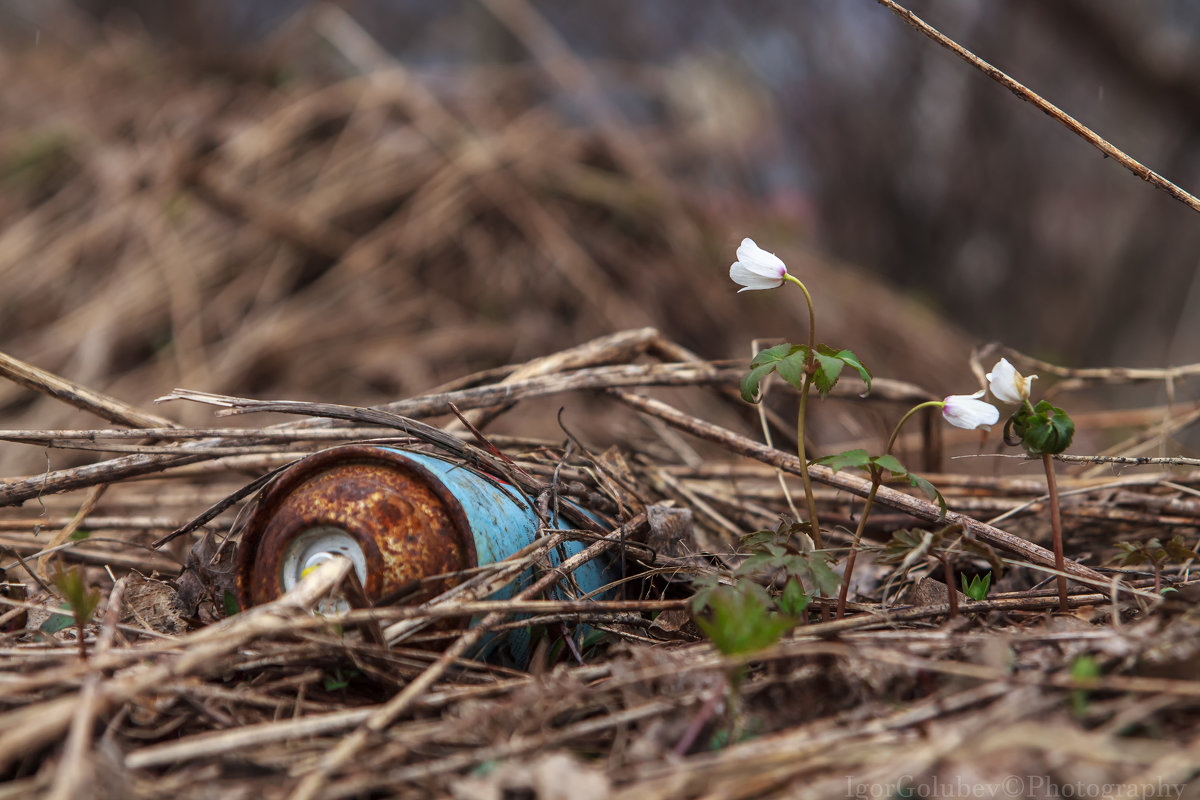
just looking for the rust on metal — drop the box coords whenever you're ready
[236,445,478,608]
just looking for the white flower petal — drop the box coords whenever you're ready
[942,393,1000,430]
[736,238,787,276]
[986,358,1036,404]
[730,238,788,291]
[730,260,784,291]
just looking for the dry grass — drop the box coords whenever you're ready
[1,5,1199,799]
[2,328,1199,798]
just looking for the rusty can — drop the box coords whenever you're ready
[236,445,614,657]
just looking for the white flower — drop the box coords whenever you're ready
[986,358,1037,404]
[941,391,1000,430]
[729,238,788,292]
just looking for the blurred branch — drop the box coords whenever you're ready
[1027,0,1200,128]
[874,0,1200,216]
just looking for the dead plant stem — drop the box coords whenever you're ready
[1042,453,1069,611]
[941,555,959,618]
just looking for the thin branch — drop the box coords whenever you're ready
[1056,453,1200,468]
[875,0,1200,215]
[0,351,178,429]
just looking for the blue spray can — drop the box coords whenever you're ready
[236,444,615,663]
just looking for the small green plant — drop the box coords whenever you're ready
[960,572,992,601]
[321,668,360,692]
[989,358,1076,611]
[692,580,802,658]
[732,239,872,550]
[691,579,798,744]
[729,245,1084,618]
[879,525,1002,616]
[50,563,101,661]
[690,520,836,739]
[813,394,999,618]
[731,240,999,614]
[733,520,843,597]
[1069,654,1101,717]
[690,519,839,639]
[1109,535,1193,593]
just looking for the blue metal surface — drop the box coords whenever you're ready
[378,447,616,664]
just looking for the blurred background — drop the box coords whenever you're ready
[1,0,1198,471]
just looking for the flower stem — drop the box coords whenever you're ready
[886,401,943,455]
[836,400,943,619]
[835,478,878,618]
[727,665,747,744]
[794,376,821,549]
[784,274,816,358]
[1042,453,1069,612]
[75,619,87,662]
[784,273,822,549]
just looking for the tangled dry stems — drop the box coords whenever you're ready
[1,5,1199,798]
[1,328,1199,798]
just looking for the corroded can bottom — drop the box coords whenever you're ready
[237,445,479,609]
[236,445,616,655]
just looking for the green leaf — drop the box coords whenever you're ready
[749,343,796,368]
[778,578,811,617]
[1070,654,1100,681]
[775,350,810,392]
[906,473,947,518]
[736,552,775,578]
[223,590,241,617]
[738,530,778,553]
[728,520,840,597]
[803,554,843,597]
[689,574,723,616]
[1110,536,1194,569]
[960,572,991,601]
[1069,654,1101,717]
[806,352,844,398]
[870,454,906,475]
[1163,536,1194,563]
[811,448,871,472]
[1110,541,1148,567]
[51,564,100,626]
[322,668,359,692]
[693,583,798,656]
[1015,400,1075,456]
[811,351,845,396]
[740,363,777,403]
[69,529,91,541]
[740,344,808,402]
[323,672,350,692]
[819,345,872,394]
[879,528,935,568]
[580,627,610,652]
[40,610,75,634]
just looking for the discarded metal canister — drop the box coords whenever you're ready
[236,444,614,659]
